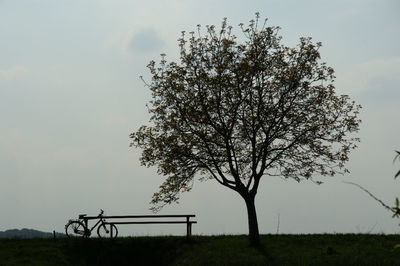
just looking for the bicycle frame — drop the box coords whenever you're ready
[78,210,108,237]
[82,218,105,236]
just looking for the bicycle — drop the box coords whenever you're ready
[65,209,118,238]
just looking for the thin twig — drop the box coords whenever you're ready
[366,222,378,234]
[276,213,280,234]
[139,76,151,87]
[343,181,394,212]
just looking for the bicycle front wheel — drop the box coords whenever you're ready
[97,223,118,238]
[65,221,86,238]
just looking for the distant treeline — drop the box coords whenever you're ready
[0,228,66,238]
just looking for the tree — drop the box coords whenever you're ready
[130,15,361,246]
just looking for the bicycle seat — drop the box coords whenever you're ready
[79,214,87,219]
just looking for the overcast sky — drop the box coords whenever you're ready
[1,0,399,236]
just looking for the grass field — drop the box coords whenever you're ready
[1,234,400,265]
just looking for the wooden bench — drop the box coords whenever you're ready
[81,214,197,238]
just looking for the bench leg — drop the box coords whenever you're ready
[186,223,192,238]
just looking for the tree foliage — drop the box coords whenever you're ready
[130,15,361,245]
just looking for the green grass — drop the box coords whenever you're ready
[1,234,400,265]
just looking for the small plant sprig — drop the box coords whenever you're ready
[394,150,400,179]
[346,150,400,221]
[392,150,400,218]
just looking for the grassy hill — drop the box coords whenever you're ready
[1,234,400,265]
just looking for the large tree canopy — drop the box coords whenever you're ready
[130,15,361,246]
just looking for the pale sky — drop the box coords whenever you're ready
[1,0,399,236]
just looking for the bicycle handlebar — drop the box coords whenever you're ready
[99,209,104,216]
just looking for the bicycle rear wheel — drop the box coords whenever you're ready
[97,223,118,238]
[65,221,86,237]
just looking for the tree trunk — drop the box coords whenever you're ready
[244,194,260,247]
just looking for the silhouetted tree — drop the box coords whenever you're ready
[130,14,361,246]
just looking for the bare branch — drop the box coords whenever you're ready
[344,181,394,213]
